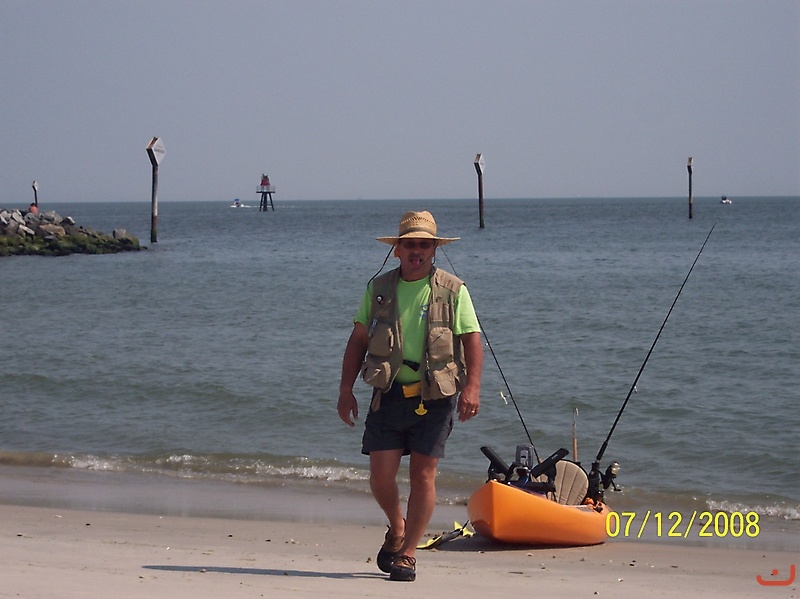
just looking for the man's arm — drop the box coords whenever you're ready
[338,322,369,426]
[457,331,483,422]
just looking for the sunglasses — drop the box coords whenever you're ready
[400,240,435,250]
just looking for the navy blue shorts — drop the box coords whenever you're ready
[361,386,456,458]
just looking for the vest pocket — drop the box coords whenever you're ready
[367,322,394,358]
[362,360,392,389]
[428,362,458,398]
[427,326,453,362]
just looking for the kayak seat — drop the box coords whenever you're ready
[537,460,589,505]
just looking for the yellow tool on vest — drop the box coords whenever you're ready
[401,382,427,415]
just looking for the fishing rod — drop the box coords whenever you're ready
[588,223,716,500]
[439,248,539,461]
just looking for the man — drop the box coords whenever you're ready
[338,210,483,582]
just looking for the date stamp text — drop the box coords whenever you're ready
[605,510,760,539]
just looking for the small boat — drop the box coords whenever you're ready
[720,195,732,204]
[466,445,614,546]
[231,198,242,208]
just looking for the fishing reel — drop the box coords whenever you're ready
[587,460,621,503]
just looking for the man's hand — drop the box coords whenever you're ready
[338,389,359,427]
[457,386,480,422]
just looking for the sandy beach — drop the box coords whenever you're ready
[3,487,797,599]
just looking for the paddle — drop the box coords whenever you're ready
[417,521,474,550]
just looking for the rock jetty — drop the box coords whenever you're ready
[0,207,143,257]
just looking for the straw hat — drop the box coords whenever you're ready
[376,210,460,246]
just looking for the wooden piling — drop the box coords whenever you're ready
[687,156,693,220]
[474,154,485,228]
[150,164,159,242]
[146,137,165,243]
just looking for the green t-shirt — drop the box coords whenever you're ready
[354,275,480,384]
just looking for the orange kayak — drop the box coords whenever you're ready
[467,479,610,546]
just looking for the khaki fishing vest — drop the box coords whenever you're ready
[361,267,467,401]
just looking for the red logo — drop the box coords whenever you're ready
[756,564,796,587]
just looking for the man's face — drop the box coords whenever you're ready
[396,238,437,281]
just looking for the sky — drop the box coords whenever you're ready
[2,0,798,204]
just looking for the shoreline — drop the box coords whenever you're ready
[2,465,798,552]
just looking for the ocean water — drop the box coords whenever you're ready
[1,196,798,546]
